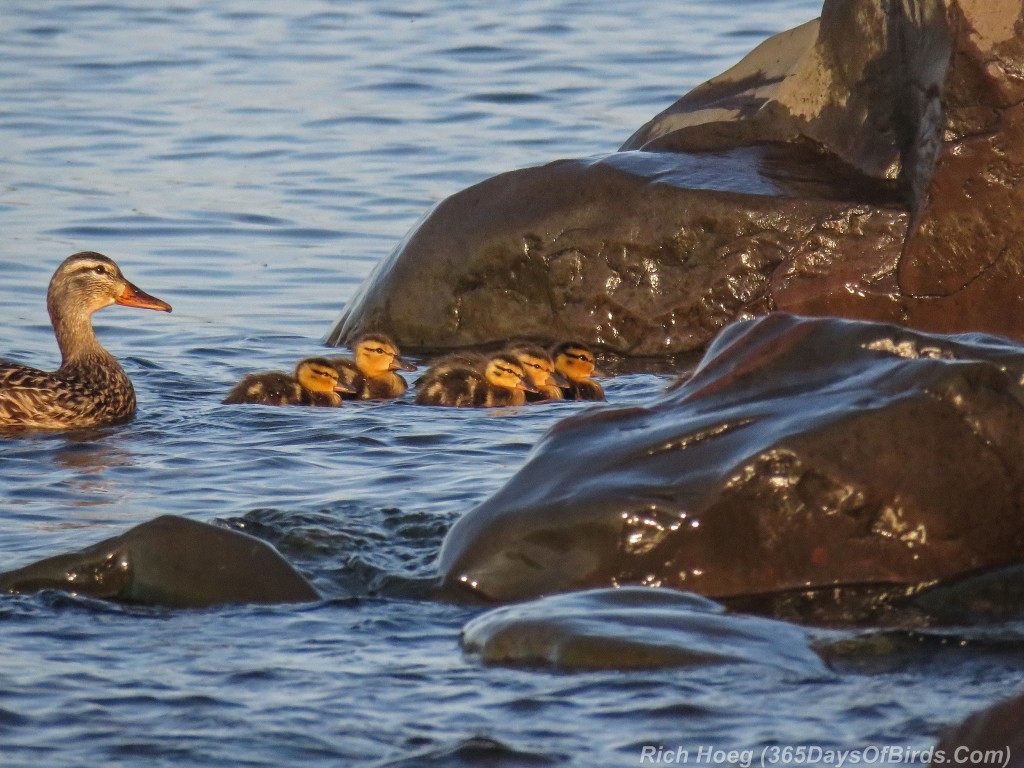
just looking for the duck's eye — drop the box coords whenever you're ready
[93,265,107,276]
[373,348,385,354]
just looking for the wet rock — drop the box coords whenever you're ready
[330,151,906,356]
[933,693,1024,767]
[438,313,1024,610]
[330,0,1024,355]
[460,586,827,674]
[0,514,320,608]
[379,737,562,768]
[896,1,1024,340]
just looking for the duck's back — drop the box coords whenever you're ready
[562,379,605,401]
[223,371,302,406]
[0,358,136,430]
[415,364,525,408]
[415,365,479,407]
[481,384,526,408]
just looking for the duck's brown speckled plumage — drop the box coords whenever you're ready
[552,341,606,401]
[223,357,349,407]
[327,333,417,400]
[415,353,534,408]
[0,252,172,431]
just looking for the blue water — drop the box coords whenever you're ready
[1,1,1021,765]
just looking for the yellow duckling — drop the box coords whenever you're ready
[552,341,606,401]
[327,333,417,400]
[506,343,568,403]
[0,252,172,431]
[223,357,353,407]
[415,352,537,407]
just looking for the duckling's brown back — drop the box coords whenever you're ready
[562,379,605,401]
[223,372,302,406]
[415,364,483,407]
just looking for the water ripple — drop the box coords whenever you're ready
[1,0,1001,765]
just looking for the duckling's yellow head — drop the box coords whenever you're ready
[354,333,417,377]
[507,344,564,389]
[484,354,536,392]
[296,357,352,394]
[552,341,601,382]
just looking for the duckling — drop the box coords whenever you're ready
[223,357,353,407]
[505,343,568,403]
[327,333,417,400]
[552,341,606,401]
[0,252,172,431]
[415,353,536,407]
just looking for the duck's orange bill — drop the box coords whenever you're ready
[116,282,172,312]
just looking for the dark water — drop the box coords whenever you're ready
[2,1,1022,765]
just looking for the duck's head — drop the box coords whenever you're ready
[353,333,417,378]
[47,252,172,322]
[507,343,568,389]
[552,341,603,382]
[484,354,538,393]
[296,358,355,395]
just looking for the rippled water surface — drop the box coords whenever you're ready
[2,1,1022,766]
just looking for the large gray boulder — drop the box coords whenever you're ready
[330,0,1024,355]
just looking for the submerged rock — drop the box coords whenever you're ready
[330,0,1024,355]
[0,514,320,608]
[461,586,827,674]
[438,313,1024,611]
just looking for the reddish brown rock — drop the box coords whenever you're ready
[933,693,1024,767]
[330,151,906,355]
[330,0,1024,355]
[438,314,1024,606]
[0,515,320,608]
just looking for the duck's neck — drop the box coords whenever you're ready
[50,303,109,366]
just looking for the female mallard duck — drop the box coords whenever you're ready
[0,252,172,431]
[506,343,568,403]
[415,352,536,407]
[327,333,417,400]
[552,341,606,401]
[223,357,354,407]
